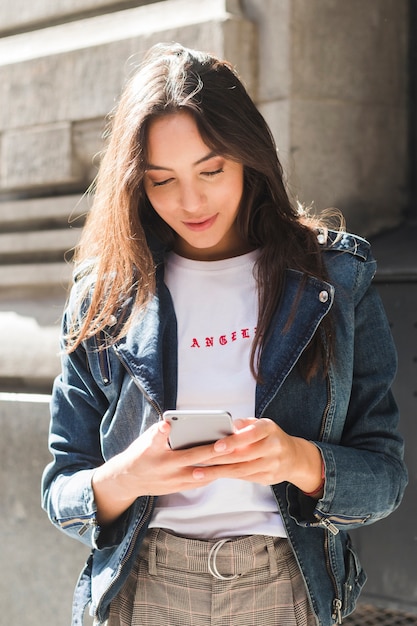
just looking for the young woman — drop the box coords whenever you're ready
[42,43,407,626]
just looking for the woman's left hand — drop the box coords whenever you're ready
[190,417,324,496]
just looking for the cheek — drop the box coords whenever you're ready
[215,178,241,203]
[145,189,173,218]
[228,171,244,202]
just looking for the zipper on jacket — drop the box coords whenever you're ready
[78,516,98,537]
[318,516,339,535]
[316,512,369,529]
[324,531,343,624]
[332,598,343,624]
[57,513,98,535]
[318,373,332,442]
[95,495,155,621]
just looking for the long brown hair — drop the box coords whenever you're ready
[69,43,334,381]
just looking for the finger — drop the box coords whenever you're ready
[192,456,271,483]
[213,420,272,453]
[167,420,274,468]
[173,441,234,468]
[233,417,257,429]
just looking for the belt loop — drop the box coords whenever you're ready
[265,536,278,575]
[147,529,158,576]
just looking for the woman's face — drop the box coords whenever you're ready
[143,111,248,260]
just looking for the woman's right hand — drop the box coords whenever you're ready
[91,419,233,526]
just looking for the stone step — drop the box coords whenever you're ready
[0,228,82,262]
[0,0,141,36]
[0,1,245,67]
[0,261,72,289]
[0,194,87,230]
[0,195,85,288]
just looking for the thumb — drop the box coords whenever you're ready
[157,418,171,437]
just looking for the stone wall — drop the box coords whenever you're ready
[242,0,409,234]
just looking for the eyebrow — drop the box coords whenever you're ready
[146,150,218,172]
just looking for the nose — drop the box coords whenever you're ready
[179,181,204,214]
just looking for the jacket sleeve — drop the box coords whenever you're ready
[288,251,408,532]
[41,300,110,549]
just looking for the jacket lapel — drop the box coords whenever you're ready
[256,269,334,414]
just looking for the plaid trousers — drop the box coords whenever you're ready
[101,528,316,626]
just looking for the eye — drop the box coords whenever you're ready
[202,167,224,178]
[150,177,174,187]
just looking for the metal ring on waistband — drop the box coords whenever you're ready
[207,538,240,580]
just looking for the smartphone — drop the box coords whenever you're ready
[163,409,234,450]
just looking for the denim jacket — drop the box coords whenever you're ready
[41,231,407,626]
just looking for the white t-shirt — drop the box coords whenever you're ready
[149,251,286,538]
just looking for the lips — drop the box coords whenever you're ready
[182,215,217,232]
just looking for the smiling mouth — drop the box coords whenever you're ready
[183,215,217,232]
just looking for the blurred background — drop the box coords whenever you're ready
[0,1,415,624]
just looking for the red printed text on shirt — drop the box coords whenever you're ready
[190,327,257,348]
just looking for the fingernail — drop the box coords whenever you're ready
[193,468,205,480]
[214,441,227,452]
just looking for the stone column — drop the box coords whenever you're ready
[243,0,409,234]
